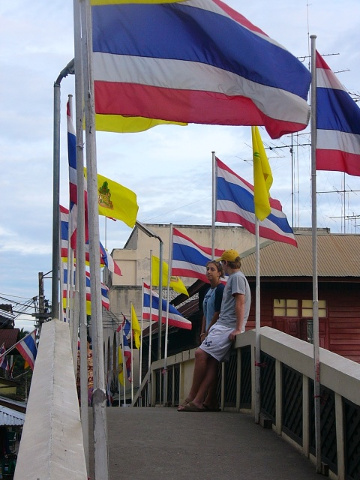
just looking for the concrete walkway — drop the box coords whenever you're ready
[89,407,322,480]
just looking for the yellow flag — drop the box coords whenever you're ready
[252,126,273,221]
[118,346,124,386]
[95,114,187,133]
[131,304,141,349]
[151,256,189,297]
[84,168,139,227]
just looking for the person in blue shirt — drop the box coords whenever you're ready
[198,260,225,410]
[178,249,251,412]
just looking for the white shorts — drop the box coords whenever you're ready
[199,324,234,362]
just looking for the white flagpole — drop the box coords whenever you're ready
[116,331,120,408]
[81,1,108,478]
[211,151,216,259]
[121,330,126,407]
[255,218,261,424]
[163,224,173,404]
[72,1,89,469]
[310,34,322,474]
[130,305,134,404]
[148,251,153,406]
[59,260,65,322]
[67,95,80,370]
[139,281,144,404]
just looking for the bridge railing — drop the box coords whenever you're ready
[14,320,88,480]
[148,326,360,480]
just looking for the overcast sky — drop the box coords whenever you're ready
[1,0,359,328]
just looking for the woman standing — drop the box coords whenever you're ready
[200,260,225,341]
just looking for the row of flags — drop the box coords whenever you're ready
[0,330,38,373]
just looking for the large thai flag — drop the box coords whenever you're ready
[316,52,360,176]
[143,283,192,330]
[17,330,37,371]
[92,0,311,139]
[172,228,224,283]
[216,158,297,247]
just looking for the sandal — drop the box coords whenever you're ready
[180,401,206,412]
[177,398,192,411]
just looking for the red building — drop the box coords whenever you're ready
[241,230,360,362]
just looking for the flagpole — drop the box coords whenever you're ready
[148,251,153,406]
[130,303,134,404]
[255,218,261,424]
[73,0,89,470]
[67,96,80,368]
[116,331,120,408]
[121,331,126,407]
[139,281,144,406]
[310,34,322,474]
[81,1,108,478]
[163,224,173,404]
[211,151,216,259]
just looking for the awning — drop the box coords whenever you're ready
[0,406,25,426]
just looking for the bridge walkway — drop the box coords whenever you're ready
[89,407,321,480]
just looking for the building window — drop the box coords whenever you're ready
[301,299,327,318]
[273,299,298,317]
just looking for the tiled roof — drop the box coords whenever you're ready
[241,233,360,278]
[0,329,20,349]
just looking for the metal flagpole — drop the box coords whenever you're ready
[81,1,109,478]
[139,281,144,405]
[211,151,216,259]
[130,304,134,404]
[254,218,261,424]
[148,250,153,406]
[52,60,75,320]
[310,34,322,474]
[163,224,173,404]
[73,0,89,469]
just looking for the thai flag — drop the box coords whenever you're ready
[85,270,110,311]
[143,283,192,330]
[316,51,360,176]
[92,0,311,139]
[216,158,297,247]
[67,101,89,250]
[17,330,37,371]
[172,228,224,283]
[100,242,122,277]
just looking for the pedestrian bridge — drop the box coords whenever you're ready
[14,320,360,480]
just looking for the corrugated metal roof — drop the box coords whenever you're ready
[0,406,25,426]
[241,233,360,278]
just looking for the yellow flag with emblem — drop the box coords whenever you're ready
[84,168,139,227]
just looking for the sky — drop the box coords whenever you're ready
[1,1,359,329]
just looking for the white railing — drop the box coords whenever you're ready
[151,326,360,480]
[14,319,88,480]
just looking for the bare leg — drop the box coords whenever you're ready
[190,355,218,409]
[203,361,219,410]
[177,347,210,410]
